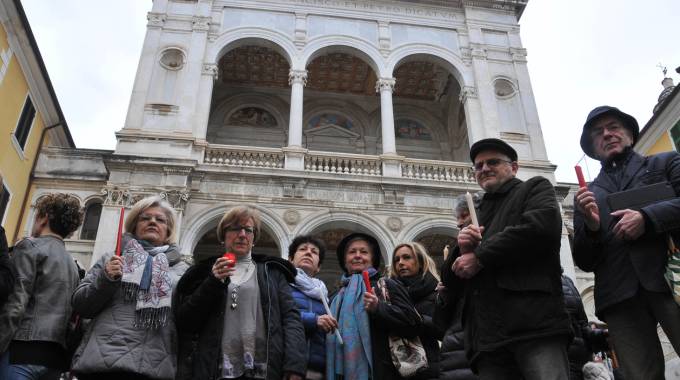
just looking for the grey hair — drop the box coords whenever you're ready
[453,192,483,219]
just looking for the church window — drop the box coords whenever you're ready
[671,120,680,151]
[307,113,354,131]
[79,201,102,240]
[493,78,516,98]
[395,119,432,140]
[14,95,36,151]
[227,107,278,127]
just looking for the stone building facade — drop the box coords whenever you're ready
[26,0,576,286]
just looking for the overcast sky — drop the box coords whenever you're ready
[20,0,680,183]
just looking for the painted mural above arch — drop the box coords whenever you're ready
[226,106,278,128]
[395,118,432,141]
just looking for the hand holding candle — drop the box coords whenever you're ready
[115,207,125,257]
[362,270,373,294]
[465,192,479,227]
[319,288,343,345]
[222,252,236,268]
[575,165,587,188]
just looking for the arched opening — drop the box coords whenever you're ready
[302,47,380,154]
[206,40,292,148]
[80,201,103,241]
[391,54,468,161]
[413,233,457,273]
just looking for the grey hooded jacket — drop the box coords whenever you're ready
[71,240,188,379]
[0,236,79,352]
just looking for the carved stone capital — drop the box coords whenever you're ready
[469,43,487,60]
[202,63,218,79]
[101,187,145,207]
[510,47,528,62]
[459,86,478,103]
[288,70,308,86]
[159,190,190,210]
[375,78,396,93]
[192,16,211,32]
[147,12,166,28]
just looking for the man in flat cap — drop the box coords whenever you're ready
[574,106,680,379]
[441,138,571,379]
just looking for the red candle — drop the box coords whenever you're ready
[222,252,236,268]
[362,270,373,294]
[115,207,125,256]
[575,165,587,188]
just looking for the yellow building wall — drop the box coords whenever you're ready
[645,133,675,156]
[0,25,48,243]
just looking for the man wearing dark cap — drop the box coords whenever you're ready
[441,138,571,380]
[574,106,680,379]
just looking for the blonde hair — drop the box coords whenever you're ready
[216,205,262,243]
[389,242,440,281]
[124,196,176,244]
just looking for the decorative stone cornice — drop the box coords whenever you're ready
[375,78,396,93]
[459,86,478,103]
[288,70,308,86]
[101,186,190,211]
[192,16,211,32]
[147,12,166,28]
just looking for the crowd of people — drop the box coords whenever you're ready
[0,105,678,380]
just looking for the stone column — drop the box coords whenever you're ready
[376,78,397,155]
[376,78,403,177]
[284,70,308,171]
[194,63,217,142]
[287,70,307,148]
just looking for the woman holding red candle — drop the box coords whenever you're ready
[70,196,187,380]
[175,205,306,380]
[327,233,420,380]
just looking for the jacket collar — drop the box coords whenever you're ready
[483,177,522,200]
[593,150,645,192]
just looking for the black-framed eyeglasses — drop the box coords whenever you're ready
[139,214,168,225]
[473,158,513,172]
[226,226,255,235]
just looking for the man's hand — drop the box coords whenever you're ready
[317,314,338,333]
[575,187,600,231]
[611,209,645,241]
[452,253,482,279]
[105,255,123,280]
[457,225,484,253]
[284,373,303,380]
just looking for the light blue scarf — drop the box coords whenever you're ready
[326,268,377,380]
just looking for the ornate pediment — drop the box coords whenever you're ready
[304,124,360,138]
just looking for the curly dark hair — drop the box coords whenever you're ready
[34,193,84,238]
[288,235,326,266]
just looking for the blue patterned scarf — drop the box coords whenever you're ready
[326,268,377,380]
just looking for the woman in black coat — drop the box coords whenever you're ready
[326,233,420,380]
[389,242,445,380]
[174,205,306,380]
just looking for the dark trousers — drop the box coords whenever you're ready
[603,288,680,380]
[476,335,569,380]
